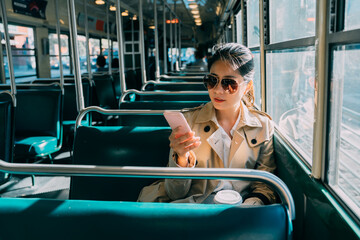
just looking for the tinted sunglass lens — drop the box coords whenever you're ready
[204,75,218,89]
[222,79,238,93]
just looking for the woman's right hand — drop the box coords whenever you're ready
[169,126,201,167]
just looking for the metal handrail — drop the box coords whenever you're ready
[161,75,204,79]
[167,72,207,76]
[120,89,209,102]
[0,159,295,220]
[141,81,205,91]
[1,83,62,89]
[75,106,165,128]
[0,0,16,99]
[0,90,15,106]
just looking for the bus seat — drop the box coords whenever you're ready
[32,79,92,150]
[111,71,122,98]
[125,69,140,90]
[0,198,289,240]
[70,126,171,201]
[9,85,63,162]
[61,81,91,149]
[0,92,14,183]
[92,74,118,109]
[112,70,140,96]
[91,74,118,124]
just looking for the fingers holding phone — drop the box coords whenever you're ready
[169,127,201,167]
[164,111,201,167]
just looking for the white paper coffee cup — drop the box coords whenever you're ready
[214,190,242,205]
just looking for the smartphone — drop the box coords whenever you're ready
[163,111,191,135]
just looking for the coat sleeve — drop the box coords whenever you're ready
[246,120,277,204]
[164,148,194,200]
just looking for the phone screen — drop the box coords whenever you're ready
[163,111,191,134]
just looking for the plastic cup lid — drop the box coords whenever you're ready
[214,190,242,205]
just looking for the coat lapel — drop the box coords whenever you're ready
[228,130,244,164]
[206,128,224,167]
[228,103,263,166]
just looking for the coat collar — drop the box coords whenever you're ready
[194,101,262,129]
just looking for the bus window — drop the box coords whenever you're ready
[246,0,260,48]
[269,0,316,43]
[235,10,242,44]
[49,33,70,77]
[345,0,360,31]
[77,36,100,73]
[328,43,360,219]
[266,47,315,165]
[1,24,36,82]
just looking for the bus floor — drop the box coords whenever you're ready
[0,150,72,200]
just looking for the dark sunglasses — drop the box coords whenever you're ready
[203,74,242,94]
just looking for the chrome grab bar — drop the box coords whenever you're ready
[160,75,203,79]
[141,80,205,91]
[75,106,165,128]
[0,159,295,220]
[120,89,209,102]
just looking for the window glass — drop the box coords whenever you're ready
[236,10,242,44]
[113,41,119,59]
[49,34,69,55]
[4,50,35,55]
[266,47,315,164]
[49,33,70,77]
[4,56,36,78]
[77,35,88,73]
[252,51,261,108]
[134,32,139,40]
[77,36,100,73]
[344,0,360,30]
[89,38,100,56]
[101,38,110,56]
[125,43,132,53]
[49,56,71,77]
[125,32,132,41]
[77,35,86,57]
[1,23,36,80]
[0,24,35,49]
[269,0,316,43]
[134,43,139,53]
[246,0,260,48]
[328,44,360,218]
[226,26,232,43]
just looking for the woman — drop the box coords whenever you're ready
[138,43,276,205]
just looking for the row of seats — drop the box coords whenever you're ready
[0,71,293,239]
[67,72,292,239]
[67,122,291,239]
[0,71,209,168]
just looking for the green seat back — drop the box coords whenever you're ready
[70,126,171,201]
[0,198,289,240]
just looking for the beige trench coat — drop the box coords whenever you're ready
[137,101,276,204]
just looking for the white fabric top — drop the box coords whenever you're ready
[212,111,242,192]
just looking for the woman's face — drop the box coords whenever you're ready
[208,60,247,112]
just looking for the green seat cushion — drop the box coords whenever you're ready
[15,136,58,157]
[0,198,288,240]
